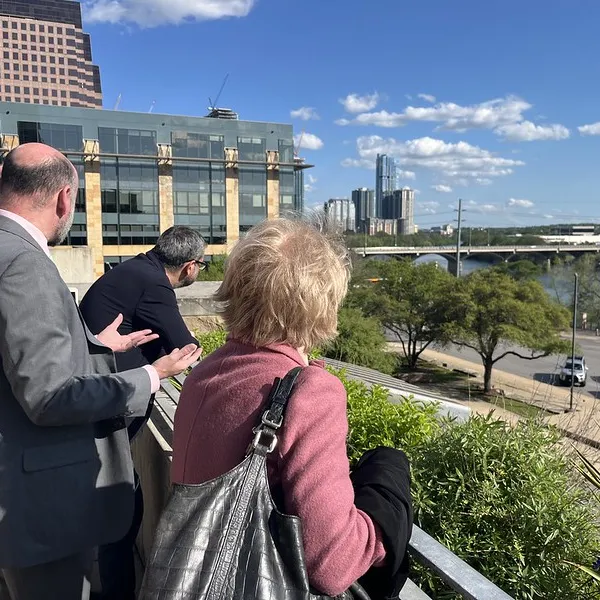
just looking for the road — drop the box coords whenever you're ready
[387,332,600,400]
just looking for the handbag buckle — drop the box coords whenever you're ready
[250,427,278,454]
[261,410,283,430]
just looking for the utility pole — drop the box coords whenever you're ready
[569,272,579,412]
[455,198,463,277]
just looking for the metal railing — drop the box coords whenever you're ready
[154,366,514,600]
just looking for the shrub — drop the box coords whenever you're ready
[329,367,441,464]
[196,255,226,281]
[322,307,397,375]
[412,415,599,600]
[195,328,227,357]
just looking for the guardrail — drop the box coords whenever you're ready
[352,244,600,255]
[144,366,513,600]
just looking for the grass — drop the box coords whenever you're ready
[484,394,553,419]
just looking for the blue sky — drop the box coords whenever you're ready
[83,0,600,228]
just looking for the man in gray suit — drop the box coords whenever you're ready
[0,143,203,600]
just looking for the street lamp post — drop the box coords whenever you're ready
[569,272,579,412]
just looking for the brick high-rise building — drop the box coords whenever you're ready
[0,0,102,107]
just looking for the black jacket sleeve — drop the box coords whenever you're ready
[351,446,414,600]
[136,283,199,354]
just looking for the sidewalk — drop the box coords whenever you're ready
[405,345,600,450]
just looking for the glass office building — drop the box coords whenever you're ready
[0,102,309,277]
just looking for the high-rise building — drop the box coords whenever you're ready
[324,198,356,233]
[375,154,397,217]
[0,101,310,278]
[352,187,375,232]
[384,187,415,235]
[0,0,102,107]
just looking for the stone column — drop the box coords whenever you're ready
[83,139,104,279]
[1,134,19,151]
[266,150,280,221]
[158,144,174,233]
[225,148,239,251]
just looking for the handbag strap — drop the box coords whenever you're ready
[248,366,303,456]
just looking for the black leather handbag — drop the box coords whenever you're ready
[139,367,372,600]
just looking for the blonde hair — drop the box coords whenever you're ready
[216,216,351,350]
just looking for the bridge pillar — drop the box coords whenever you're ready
[445,256,459,276]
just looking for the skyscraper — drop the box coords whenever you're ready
[352,187,375,232]
[0,0,102,107]
[386,187,415,235]
[324,198,356,233]
[375,154,397,217]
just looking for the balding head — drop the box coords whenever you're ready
[0,143,77,208]
[0,143,78,246]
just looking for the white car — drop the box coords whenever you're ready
[558,356,588,387]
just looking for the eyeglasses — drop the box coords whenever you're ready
[194,259,208,271]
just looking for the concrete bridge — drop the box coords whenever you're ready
[352,244,600,274]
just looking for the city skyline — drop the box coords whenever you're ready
[13,0,600,228]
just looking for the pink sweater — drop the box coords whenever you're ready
[171,339,386,596]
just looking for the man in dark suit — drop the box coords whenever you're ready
[80,226,205,599]
[0,143,203,600]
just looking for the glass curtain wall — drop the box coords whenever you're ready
[238,137,266,233]
[172,132,226,245]
[99,127,159,246]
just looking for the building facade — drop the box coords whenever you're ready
[0,102,308,277]
[0,0,102,107]
[352,187,375,232]
[375,154,396,217]
[382,187,415,235]
[366,218,398,236]
[324,198,356,233]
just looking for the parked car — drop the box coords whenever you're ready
[558,356,588,387]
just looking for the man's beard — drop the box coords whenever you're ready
[174,274,196,289]
[48,204,75,247]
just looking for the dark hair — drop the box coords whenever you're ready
[153,226,206,269]
[0,147,76,207]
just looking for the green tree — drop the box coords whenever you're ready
[493,259,542,281]
[322,307,397,374]
[450,270,570,394]
[348,259,456,369]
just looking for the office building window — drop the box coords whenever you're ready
[239,167,266,232]
[17,121,82,151]
[98,127,156,156]
[171,132,224,160]
[279,168,295,214]
[101,158,160,245]
[278,139,294,164]
[173,164,226,245]
[237,137,265,163]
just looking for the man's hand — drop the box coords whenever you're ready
[152,344,203,380]
[96,314,159,353]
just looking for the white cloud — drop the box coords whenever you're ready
[335,118,351,126]
[339,93,380,114]
[432,184,453,193]
[578,122,600,136]
[464,201,502,214]
[341,157,374,169]
[340,95,531,130]
[290,107,320,121]
[418,201,440,214]
[398,170,416,180]
[304,175,317,193]
[496,121,570,141]
[508,198,534,208]
[294,133,323,151]
[544,214,555,219]
[418,93,436,103]
[353,135,524,181]
[475,178,492,186]
[84,0,255,26]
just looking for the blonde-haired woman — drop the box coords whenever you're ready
[171,218,387,596]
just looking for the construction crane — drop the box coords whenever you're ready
[113,93,122,111]
[293,130,305,159]
[208,74,229,113]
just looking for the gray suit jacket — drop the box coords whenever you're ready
[0,216,152,568]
